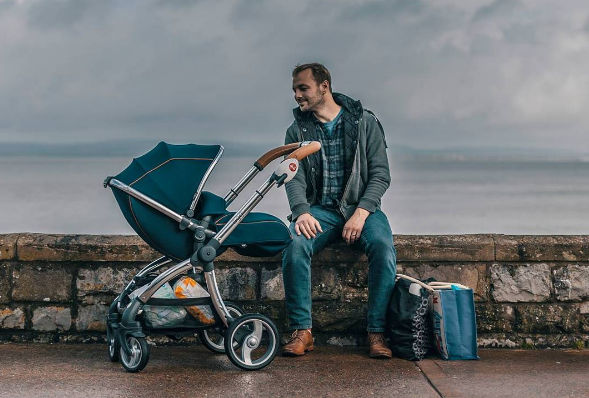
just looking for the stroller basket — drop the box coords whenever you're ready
[104,140,320,372]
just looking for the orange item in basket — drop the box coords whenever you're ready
[173,276,216,325]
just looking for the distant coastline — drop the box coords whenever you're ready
[0,140,587,162]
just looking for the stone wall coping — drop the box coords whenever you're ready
[4,233,588,263]
[0,234,19,260]
[495,235,589,262]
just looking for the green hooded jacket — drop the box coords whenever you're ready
[284,92,391,221]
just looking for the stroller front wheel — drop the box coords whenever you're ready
[120,336,150,373]
[224,313,279,371]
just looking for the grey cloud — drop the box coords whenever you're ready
[26,0,110,30]
[472,0,523,22]
[338,0,424,21]
[0,1,588,153]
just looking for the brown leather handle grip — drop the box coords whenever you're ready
[286,141,321,161]
[255,143,301,169]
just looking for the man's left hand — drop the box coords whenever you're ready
[342,208,370,245]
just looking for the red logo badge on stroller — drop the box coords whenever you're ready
[289,163,297,172]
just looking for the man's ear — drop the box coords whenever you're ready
[321,80,329,94]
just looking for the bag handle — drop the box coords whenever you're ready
[396,274,471,291]
[428,281,470,290]
[395,274,435,292]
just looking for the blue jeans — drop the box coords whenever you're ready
[281,205,397,332]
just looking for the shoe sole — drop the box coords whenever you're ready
[282,346,314,357]
[369,353,392,359]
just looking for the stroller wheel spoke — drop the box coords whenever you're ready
[240,320,263,365]
[225,314,279,370]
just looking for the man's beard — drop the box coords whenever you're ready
[299,90,324,112]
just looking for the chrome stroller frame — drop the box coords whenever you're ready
[105,141,320,372]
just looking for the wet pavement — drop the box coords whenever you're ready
[0,344,587,398]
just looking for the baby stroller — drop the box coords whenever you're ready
[104,140,320,372]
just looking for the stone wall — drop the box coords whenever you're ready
[1,233,588,348]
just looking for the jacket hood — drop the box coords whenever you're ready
[292,92,363,122]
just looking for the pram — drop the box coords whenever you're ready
[104,140,320,372]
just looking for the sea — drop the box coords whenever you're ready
[1,155,588,235]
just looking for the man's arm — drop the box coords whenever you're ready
[284,123,312,220]
[357,111,391,213]
[342,112,391,244]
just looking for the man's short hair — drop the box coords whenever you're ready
[292,63,332,92]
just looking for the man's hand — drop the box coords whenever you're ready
[342,208,370,245]
[295,213,323,239]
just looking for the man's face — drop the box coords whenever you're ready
[292,69,326,112]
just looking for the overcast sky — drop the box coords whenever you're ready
[1,0,588,153]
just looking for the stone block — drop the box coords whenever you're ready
[402,263,488,301]
[12,264,71,302]
[342,286,369,302]
[240,302,286,329]
[516,304,580,334]
[475,304,515,332]
[312,301,367,333]
[0,262,11,304]
[344,262,368,288]
[311,266,342,300]
[495,235,589,262]
[313,244,367,264]
[477,335,518,348]
[260,268,284,301]
[490,263,551,302]
[216,267,257,301]
[79,295,116,306]
[216,248,281,263]
[32,306,71,331]
[77,266,138,297]
[76,304,108,332]
[395,235,495,262]
[0,307,25,329]
[0,234,18,260]
[17,234,160,262]
[553,265,589,301]
[581,302,589,333]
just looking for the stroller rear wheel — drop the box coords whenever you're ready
[107,325,120,362]
[120,336,150,373]
[198,302,244,354]
[224,313,279,371]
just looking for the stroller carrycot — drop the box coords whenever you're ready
[110,141,291,260]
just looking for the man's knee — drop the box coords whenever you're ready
[282,233,313,264]
[365,235,394,252]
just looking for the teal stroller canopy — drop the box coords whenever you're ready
[110,141,291,260]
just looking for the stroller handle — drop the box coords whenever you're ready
[285,141,321,161]
[255,143,301,169]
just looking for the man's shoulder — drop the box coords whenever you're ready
[361,109,387,148]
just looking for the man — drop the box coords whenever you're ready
[281,63,397,359]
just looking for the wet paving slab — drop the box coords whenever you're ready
[417,349,589,398]
[1,344,588,398]
[0,344,437,398]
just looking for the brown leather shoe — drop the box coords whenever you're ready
[282,329,314,356]
[368,333,392,359]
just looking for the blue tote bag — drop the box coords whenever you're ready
[430,283,479,360]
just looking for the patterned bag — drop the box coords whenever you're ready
[386,274,433,361]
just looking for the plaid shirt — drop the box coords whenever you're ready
[315,111,345,208]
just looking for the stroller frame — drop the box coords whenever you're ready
[105,141,320,372]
